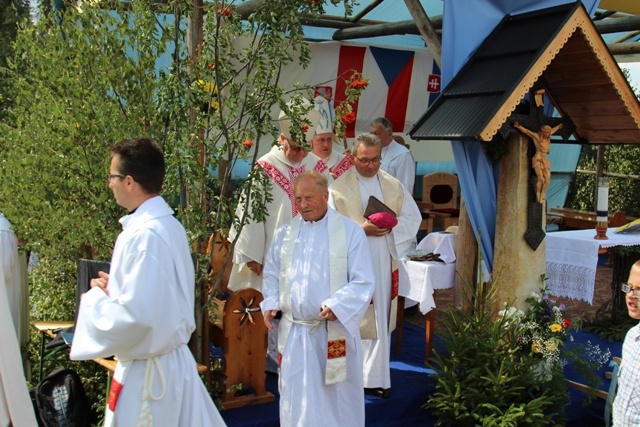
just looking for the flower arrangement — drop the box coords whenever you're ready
[500,281,611,388]
[500,288,572,380]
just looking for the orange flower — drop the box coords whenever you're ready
[242,139,253,148]
[349,79,368,90]
[341,112,356,124]
[207,63,215,72]
[217,7,231,16]
[302,125,310,133]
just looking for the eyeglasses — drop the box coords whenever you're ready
[621,283,640,299]
[106,173,127,181]
[354,156,382,165]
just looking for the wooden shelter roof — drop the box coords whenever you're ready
[409,2,640,145]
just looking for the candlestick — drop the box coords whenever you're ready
[595,177,609,240]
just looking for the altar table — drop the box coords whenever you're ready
[545,228,640,303]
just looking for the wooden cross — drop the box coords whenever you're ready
[506,85,576,251]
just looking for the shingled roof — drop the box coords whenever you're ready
[409,2,640,145]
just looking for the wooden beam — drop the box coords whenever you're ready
[608,42,640,56]
[403,0,441,67]
[594,15,640,34]
[351,0,384,23]
[332,16,442,41]
[300,17,366,30]
[235,0,266,20]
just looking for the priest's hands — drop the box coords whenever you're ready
[264,310,279,330]
[362,219,391,237]
[320,305,337,321]
[89,271,110,295]
[246,261,263,276]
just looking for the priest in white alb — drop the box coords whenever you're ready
[261,171,375,426]
[309,96,353,179]
[70,138,225,426]
[370,117,416,195]
[0,213,38,427]
[329,133,421,399]
[227,97,331,292]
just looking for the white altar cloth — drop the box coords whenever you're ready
[398,259,456,315]
[545,228,640,303]
[416,232,457,264]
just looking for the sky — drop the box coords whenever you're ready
[620,62,640,91]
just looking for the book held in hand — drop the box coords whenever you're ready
[364,196,398,229]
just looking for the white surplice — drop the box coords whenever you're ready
[380,139,416,196]
[260,208,375,427]
[329,169,421,389]
[70,196,225,427]
[0,214,29,355]
[0,215,38,427]
[228,146,329,291]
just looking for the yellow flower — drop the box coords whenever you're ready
[550,324,562,333]
[532,342,542,354]
[545,340,557,351]
[196,80,219,110]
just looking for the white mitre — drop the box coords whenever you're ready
[313,95,334,135]
[278,97,321,143]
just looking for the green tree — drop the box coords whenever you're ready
[567,68,640,217]
[0,0,361,412]
[0,0,30,119]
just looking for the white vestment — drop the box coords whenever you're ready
[70,196,225,427]
[323,150,354,179]
[228,146,329,291]
[329,168,421,389]
[261,208,375,427]
[0,215,37,427]
[0,214,29,356]
[380,140,416,196]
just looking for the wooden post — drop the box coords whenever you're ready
[493,133,546,312]
[454,197,477,312]
[403,0,441,68]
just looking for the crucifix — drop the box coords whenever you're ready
[506,85,575,250]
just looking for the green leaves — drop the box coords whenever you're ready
[426,281,563,426]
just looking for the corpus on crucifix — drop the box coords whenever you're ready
[513,120,563,204]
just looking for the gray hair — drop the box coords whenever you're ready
[371,117,393,132]
[293,170,328,192]
[352,133,382,153]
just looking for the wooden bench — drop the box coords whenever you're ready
[546,208,631,230]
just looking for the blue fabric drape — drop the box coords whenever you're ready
[443,0,600,273]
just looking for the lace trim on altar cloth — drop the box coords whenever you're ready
[546,262,596,304]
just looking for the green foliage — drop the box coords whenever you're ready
[0,0,30,120]
[568,67,640,217]
[0,0,359,416]
[426,280,564,427]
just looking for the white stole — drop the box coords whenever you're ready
[278,209,348,384]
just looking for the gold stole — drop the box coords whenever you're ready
[331,168,404,332]
[331,168,404,271]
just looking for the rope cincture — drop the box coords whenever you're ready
[136,357,167,427]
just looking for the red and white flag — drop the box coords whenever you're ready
[281,42,440,137]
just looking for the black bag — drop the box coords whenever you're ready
[34,368,90,427]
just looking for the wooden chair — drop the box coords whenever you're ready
[203,232,274,409]
[209,288,274,409]
[422,172,459,230]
